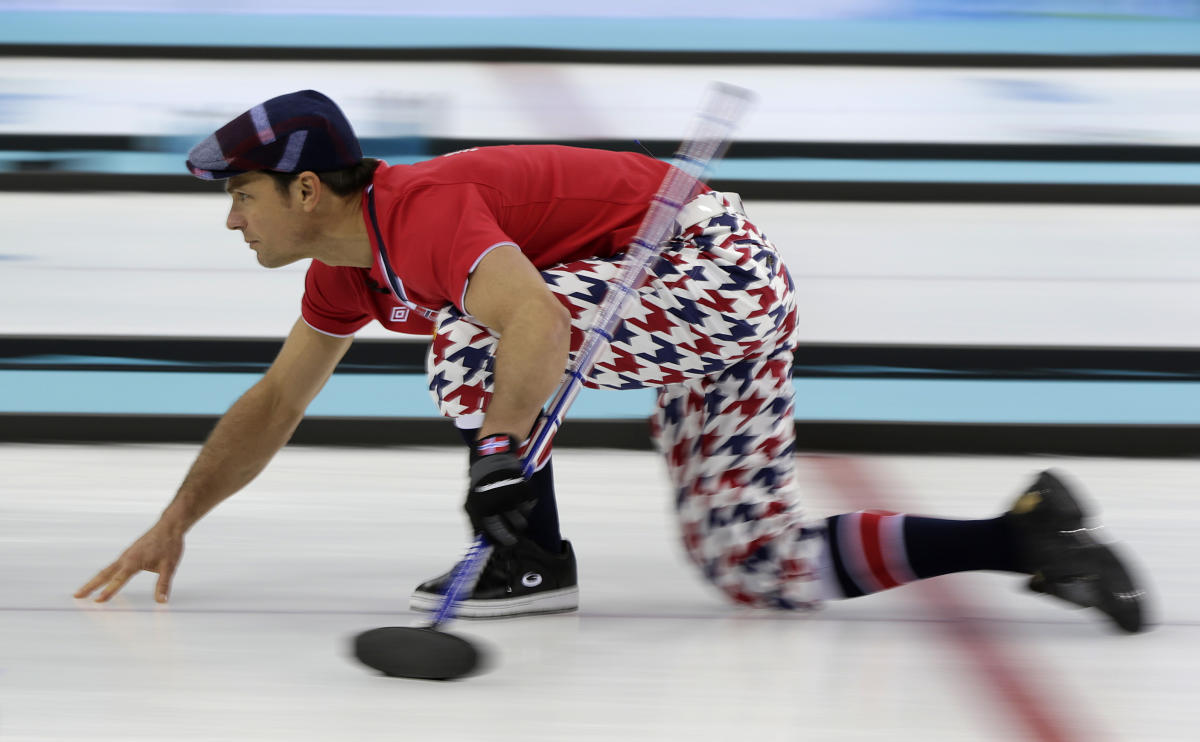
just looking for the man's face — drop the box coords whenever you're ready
[224,172,309,268]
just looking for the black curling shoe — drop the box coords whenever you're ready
[410,538,579,618]
[1007,470,1147,633]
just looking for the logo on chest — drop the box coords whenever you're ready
[390,307,410,323]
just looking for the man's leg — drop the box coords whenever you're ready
[408,438,578,618]
[653,349,822,609]
[818,472,1146,632]
[411,326,579,619]
[654,355,1147,631]
[638,196,1147,631]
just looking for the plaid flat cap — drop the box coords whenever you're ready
[186,90,362,180]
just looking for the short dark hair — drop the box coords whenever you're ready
[265,157,380,198]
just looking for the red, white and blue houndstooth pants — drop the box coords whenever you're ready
[427,192,821,609]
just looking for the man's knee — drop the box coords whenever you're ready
[427,319,497,417]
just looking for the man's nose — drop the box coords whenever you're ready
[226,208,244,231]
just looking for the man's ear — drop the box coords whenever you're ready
[294,171,322,213]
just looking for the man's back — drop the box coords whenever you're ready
[371,146,677,271]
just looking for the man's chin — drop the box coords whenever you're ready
[254,251,299,269]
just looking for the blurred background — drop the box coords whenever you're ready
[0,0,1198,454]
[1,0,1198,453]
[1,3,1198,742]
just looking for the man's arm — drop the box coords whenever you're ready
[161,318,352,530]
[75,318,352,602]
[458,244,571,544]
[463,244,571,441]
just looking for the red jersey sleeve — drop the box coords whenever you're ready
[302,260,438,337]
[301,260,372,337]
[393,184,517,314]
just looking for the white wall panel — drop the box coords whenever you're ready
[3,193,1195,347]
[3,59,1199,144]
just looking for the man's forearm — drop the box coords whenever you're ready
[479,303,571,441]
[160,382,304,532]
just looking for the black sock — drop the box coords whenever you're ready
[458,425,563,553]
[825,511,1023,599]
[904,514,1023,578]
[524,459,564,553]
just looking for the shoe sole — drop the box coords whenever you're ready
[1020,471,1146,633]
[409,586,580,619]
[1092,544,1145,633]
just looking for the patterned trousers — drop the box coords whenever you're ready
[427,192,820,609]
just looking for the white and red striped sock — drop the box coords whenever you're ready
[821,511,1023,599]
[824,511,916,597]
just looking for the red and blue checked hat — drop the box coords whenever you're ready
[186,90,362,180]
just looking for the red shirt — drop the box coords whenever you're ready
[301,255,436,337]
[301,145,673,336]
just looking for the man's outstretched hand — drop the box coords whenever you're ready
[75,521,185,604]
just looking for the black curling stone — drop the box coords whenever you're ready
[353,627,482,681]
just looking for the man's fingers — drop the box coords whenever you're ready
[74,564,117,599]
[94,568,136,603]
[154,562,175,603]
